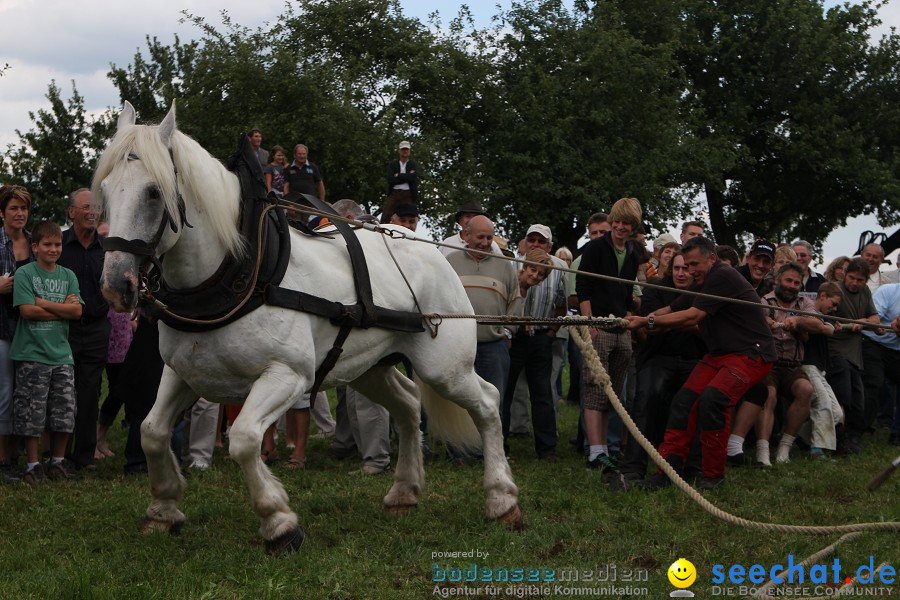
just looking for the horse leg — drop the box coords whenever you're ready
[228,363,305,554]
[419,368,522,528]
[142,367,198,534]
[350,367,424,512]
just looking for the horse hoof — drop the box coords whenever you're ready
[497,505,525,531]
[141,517,183,535]
[265,525,306,555]
[384,503,418,515]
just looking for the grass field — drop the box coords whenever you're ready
[1,389,897,600]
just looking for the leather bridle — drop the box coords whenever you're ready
[101,149,192,300]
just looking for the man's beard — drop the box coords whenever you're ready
[774,284,798,303]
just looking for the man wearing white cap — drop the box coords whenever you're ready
[382,140,420,224]
[502,224,566,460]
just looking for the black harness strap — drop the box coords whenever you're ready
[307,324,354,405]
[264,286,424,332]
[288,193,379,328]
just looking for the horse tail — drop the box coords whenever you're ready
[415,375,483,454]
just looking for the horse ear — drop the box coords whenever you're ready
[117,101,136,130]
[158,101,177,147]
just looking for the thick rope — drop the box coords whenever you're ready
[751,532,863,598]
[286,202,886,331]
[422,313,628,328]
[569,323,900,535]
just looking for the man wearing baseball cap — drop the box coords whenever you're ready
[738,239,776,297]
[382,140,420,224]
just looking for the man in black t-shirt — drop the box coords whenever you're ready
[626,236,776,490]
[283,144,325,201]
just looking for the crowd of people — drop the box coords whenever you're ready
[1,131,898,493]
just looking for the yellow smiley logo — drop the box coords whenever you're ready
[668,558,697,588]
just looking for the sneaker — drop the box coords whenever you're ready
[47,460,82,481]
[23,464,46,485]
[539,452,558,462]
[586,454,618,472]
[188,461,210,471]
[636,471,672,491]
[699,476,725,491]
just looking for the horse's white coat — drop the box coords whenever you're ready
[94,102,520,546]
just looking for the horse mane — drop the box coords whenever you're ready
[92,123,246,258]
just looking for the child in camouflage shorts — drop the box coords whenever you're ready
[10,221,83,484]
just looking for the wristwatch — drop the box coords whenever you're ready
[647,315,655,330]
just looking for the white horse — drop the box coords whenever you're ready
[94,102,522,553]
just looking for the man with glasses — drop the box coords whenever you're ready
[59,189,110,471]
[792,239,825,298]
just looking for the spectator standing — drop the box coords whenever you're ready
[576,198,643,470]
[383,141,420,224]
[0,185,33,483]
[861,243,899,292]
[502,226,565,460]
[249,129,269,167]
[792,239,825,296]
[264,145,287,198]
[11,220,84,483]
[447,216,522,411]
[59,188,110,471]
[284,144,325,201]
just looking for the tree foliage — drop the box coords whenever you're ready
[3,0,899,250]
[0,81,113,222]
[678,0,900,248]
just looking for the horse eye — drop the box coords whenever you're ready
[147,187,160,200]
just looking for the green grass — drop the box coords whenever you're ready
[1,391,898,599]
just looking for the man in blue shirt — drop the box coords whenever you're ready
[861,283,900,445]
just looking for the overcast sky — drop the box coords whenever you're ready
[0,0,897,267]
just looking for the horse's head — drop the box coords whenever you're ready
[94,101,192,311]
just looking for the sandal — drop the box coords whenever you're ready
[286,456,307,470]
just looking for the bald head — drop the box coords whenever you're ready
[463,215,495,260]
[862,243,885,275]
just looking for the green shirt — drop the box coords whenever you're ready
[10,261,83,365]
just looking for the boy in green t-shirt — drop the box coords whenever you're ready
[10,221,83,484]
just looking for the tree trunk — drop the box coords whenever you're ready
[704,180,736,249]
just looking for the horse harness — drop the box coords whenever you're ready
[103,135,424,399]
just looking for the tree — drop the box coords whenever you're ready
[475,0,695,250]
[677,0,900,249]
[0,81,113,223]
[106,1,442,216]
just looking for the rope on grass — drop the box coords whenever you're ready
[569,323,900,535]
[749,532,892,599]
[790,561,891,600]
[750,532,862,598]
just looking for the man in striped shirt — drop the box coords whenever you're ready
[502,224,567,460]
